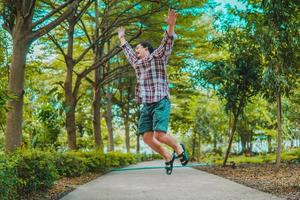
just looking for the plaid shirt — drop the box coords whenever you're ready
[121,31,175,104]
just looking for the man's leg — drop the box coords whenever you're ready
[154,131,183,155]
[142,132,173,162]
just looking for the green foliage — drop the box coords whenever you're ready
[202,148,300,166]
[282,148,300,163]
[36,104,61,143]
[54,151,87,177]
[75,151,110,172]
[13,150,58,194]
[0,150,58,200]
[107,152,136,167]
[246,0,299,100]
[0,149,160,200]
[200,28,262,117]
[0,155,19,200]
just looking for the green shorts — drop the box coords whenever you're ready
[138,97,171,135]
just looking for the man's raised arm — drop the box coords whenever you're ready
[152,9,177,59]
[118,27,138,67]
[166,9,177,36]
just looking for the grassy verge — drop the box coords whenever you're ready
[200,147,300,165]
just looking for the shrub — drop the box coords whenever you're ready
[136,153,162,162]
[54,151,87,177]
[14,150,58,194]
[69,151,111,173]
[0,156,19,200]
[0,148,165,199]
[282,148,300,163]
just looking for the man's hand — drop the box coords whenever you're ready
[165,9,177,36]
[118,27,126,46]
[118,27,125,39]
[165,9,177,26]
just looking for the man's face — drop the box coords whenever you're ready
[135,44,149,59]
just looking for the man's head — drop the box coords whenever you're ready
[135,41,154,59]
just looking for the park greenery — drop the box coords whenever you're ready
[0,0,299,198]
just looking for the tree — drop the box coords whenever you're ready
[246,0,299,169]
[69,0,167,150]
[47,0,151,150]
[112,74,137,153]
[47,0,94,150]
[2,0,84,152]
[0,28,10,136]
[199,28,262,166]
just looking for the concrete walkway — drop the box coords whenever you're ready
[61,160,284,200]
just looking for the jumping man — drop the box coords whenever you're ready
[118,9,188,175]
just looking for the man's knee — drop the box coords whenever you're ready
[142,132,154,144]
[154,131,167,141]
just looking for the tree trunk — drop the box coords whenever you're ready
[92,0,103,151]
[275,90,282,169]
[241,137,246,154]
[228,112,232,137]
[65,66,77,150]
[213,132,217,153]
[125,116,130,153]
[104,38,114,152]
[5,36,30,152]
[64,17,77,150]
[223,113,238,167]
[136,133,140,154]
[92,87,103,150]
[105,93,114,151]
[191,133,196,160]
[198,134,201,162]
[267,135,272,153]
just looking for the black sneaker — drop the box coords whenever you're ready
[178,143,188,166]
[165,153,176,175]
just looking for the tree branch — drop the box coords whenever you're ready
[2,23,12,35]
[23,0,36,19]
[79,18,92,45]
[47,33,67,59]
[73,0,93,25]
[76,24,142,78]
[74,0,147,65]
[98,65,133,88]
[31,0,83,40]
[83,74,95,86]
[31,0,73,28]
[76,92,84,104]
[55,81,65,90]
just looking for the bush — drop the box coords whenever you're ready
[0,149,162,200]
[136,153,162,162]
[201,148,300,166]
[65,151,110,173]
[0,156,19,200]
[54,151,87,177]
[282,148,300,163]
[0,149,58,200]
[107,152,136,167]
[14,150,58,194]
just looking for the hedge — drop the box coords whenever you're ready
[0,149,160,200]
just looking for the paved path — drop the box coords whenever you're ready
[61,160,284,200]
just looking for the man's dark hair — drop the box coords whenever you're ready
[139,41,154,54]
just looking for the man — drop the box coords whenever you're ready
[118,9,188,175]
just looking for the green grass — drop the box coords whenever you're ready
[201,147,300,166]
